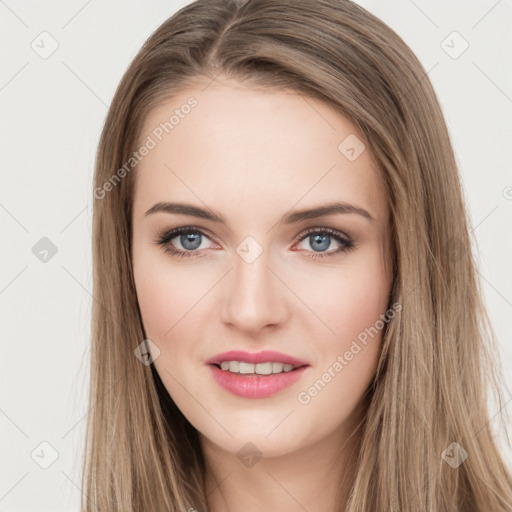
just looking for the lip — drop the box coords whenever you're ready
[205,350,309,367]
[208,364,309,398]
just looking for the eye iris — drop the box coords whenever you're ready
[310,233,330,251]
[181,232,201,250]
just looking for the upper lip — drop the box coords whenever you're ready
[206,350,309,367]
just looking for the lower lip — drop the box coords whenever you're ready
[208,364,309,398]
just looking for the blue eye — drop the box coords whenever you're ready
[155,226,213,259]
[295,227,355,259]
[154,226,355,260]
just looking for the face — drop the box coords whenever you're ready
[131,78,393,459]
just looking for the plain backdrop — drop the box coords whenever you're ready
[1,0,511,510]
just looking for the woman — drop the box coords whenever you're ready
[83,0,512,510]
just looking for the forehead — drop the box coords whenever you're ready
[133,80,387,225]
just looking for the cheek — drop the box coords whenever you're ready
[305,256,391,345]
[295,263,390,428]
[132,245,193,339]
[133,248,215,348]
[134,276,171,338]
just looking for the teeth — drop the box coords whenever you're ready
[218,361,298,374]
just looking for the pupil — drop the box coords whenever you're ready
[181,232,201,250]
[311,233,329,251]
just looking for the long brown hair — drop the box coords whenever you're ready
[83,0,512,510]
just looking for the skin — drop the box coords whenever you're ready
[131,77,393,512]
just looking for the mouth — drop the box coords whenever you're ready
[205,350,310,398]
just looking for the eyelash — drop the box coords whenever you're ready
[154,226,355,260]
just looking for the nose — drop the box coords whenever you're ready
[220,245,288,335]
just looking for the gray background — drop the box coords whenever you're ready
[1,0,511,510]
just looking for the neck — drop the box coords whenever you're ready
[200,404,366,512]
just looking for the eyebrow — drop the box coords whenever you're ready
[144,201,375,224]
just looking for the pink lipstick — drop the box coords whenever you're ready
[206,350,310,399]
